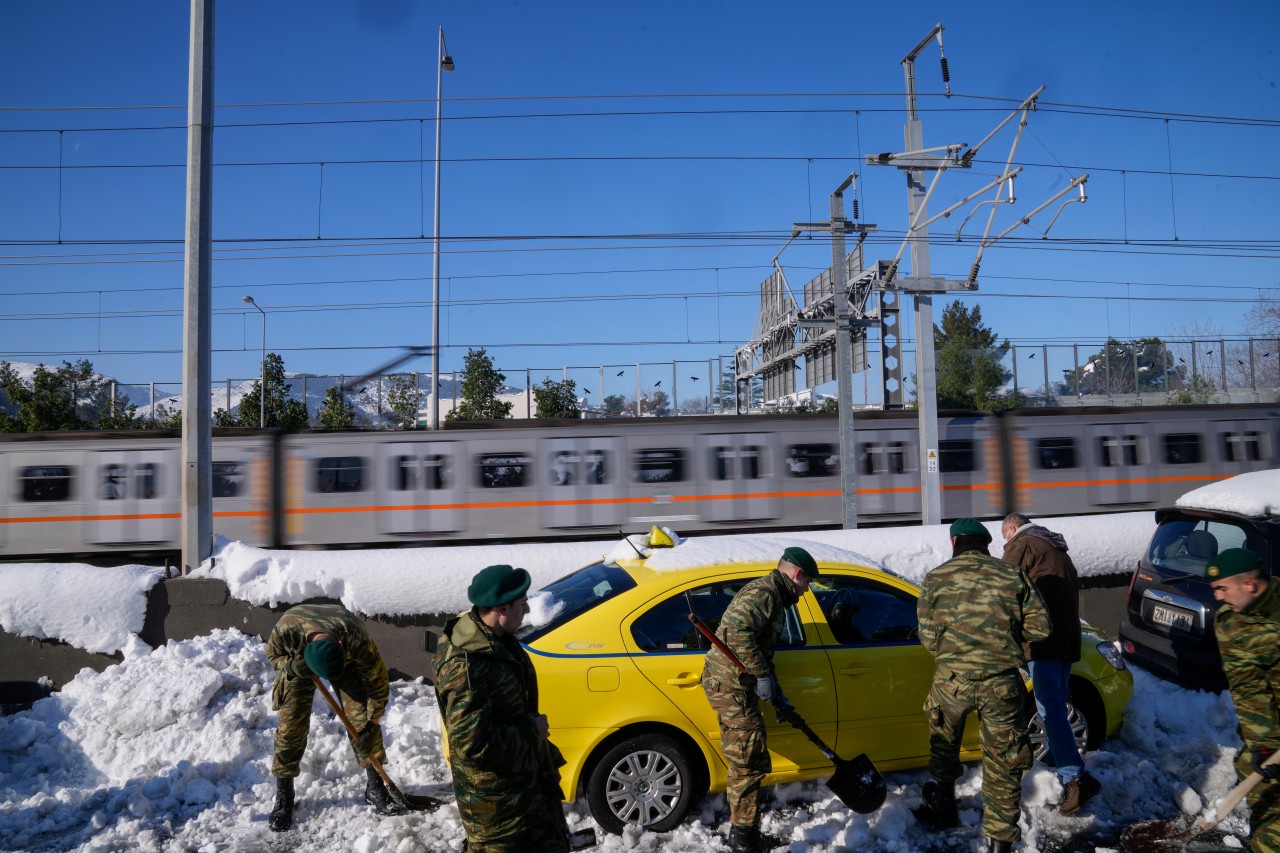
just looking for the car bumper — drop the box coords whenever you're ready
[1118,619,1226,692]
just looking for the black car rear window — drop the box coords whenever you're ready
[519,562,637,642]
[1148,518,1269,578]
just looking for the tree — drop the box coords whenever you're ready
[934,301,1015,410]
[1060,338,1180,397]
[640,390,671,417]
[602,394,628,416]
[0,360,95,431]
[237,353,310,431]
[99,401,143,430]
[317,385,357,429]
[1167,375,1216,405]
[447,348,513,421]
[533,377,581,419]
[386,373,423,429]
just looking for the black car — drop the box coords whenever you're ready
[1119,505,1279,691]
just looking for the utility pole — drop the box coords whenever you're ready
[180,0,214,575]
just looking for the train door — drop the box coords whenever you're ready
[1087,423,1154,506]
[88,449,176,544]
[376,441,466,534]
[538,437,625,529]
[854,429,918,518]
[0,452,8,549]
[695,433,781,522]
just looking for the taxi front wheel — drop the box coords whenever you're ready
[586,734,697,835]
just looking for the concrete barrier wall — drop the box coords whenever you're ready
[1,572,1134,710]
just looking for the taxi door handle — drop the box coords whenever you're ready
[667,674,702,687]
[840,664,872,676]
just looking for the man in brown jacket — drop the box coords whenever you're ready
[1001,512,1099,816]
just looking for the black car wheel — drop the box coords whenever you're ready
[586,734,697,835]
[1026,683,1104,762]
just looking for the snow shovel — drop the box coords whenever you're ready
[1119,748,1280,852]
[688,614,887,814]
[311,676,448,813]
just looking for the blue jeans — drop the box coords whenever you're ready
[1028,659,1085,785]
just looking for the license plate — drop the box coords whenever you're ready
[1151,604,1195,631]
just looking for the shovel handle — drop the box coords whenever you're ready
[688,614,750,672]
[1199,748,1280,830]
[311,676,397,792]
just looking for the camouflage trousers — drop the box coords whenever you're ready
[924,670,1031,844]
[452,766,569,852]
[271,671,385,777]
[703,673,771,829]
[1235,747,1280,853]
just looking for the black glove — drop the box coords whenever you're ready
[352,721,380,759]
[286,657,312,680]
[771,694,799,726]
[1254,746,1280,780]
[737,671,758,692]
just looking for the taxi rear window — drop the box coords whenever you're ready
[520,562,637,642]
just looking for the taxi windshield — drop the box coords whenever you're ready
[519,561,637,642]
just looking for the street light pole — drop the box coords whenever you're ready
[243,295,266,428]
[431,26,455,430]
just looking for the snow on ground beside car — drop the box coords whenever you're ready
[0,628,1253,853]
[1176,468,1280,518]
[0,511,1157,659]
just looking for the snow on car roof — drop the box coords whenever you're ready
[1175,468,1280,518]
[636,531,883,575]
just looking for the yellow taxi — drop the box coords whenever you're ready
[518,532,1132,835]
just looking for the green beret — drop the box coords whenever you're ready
[468,564,532,608]
[949,517,991,542]
[1205,548,1262,580]
[782,546,821,578]
[303,638,345,680]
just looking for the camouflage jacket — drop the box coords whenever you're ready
[1002,525,1082,662]
[265,603,390,717]
[1215,579,1280,751]
[704,570,799,685]
[918,549,1052,681]
[433,609,560,782]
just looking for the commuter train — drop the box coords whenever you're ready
[1,403,1276,559]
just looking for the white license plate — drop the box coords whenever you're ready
[1151,604,1195,631]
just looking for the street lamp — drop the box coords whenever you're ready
[243,295,266,428]
[431,26,455,430]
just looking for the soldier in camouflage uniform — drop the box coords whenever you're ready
[701,546,821,853]
[916,518,1051,853]
[1210,548,1280,853]
[265,602,406,832]
[434,564,571,852]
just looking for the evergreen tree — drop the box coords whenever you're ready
[212,408,239,427]
[99,402,143,429]
[447,348,513,421]
[602,394,627,416]
[317,385,357,429]
[533,377,581,419]
[386,373,423,429]
[640,390,671,417]
[237,353,310,430]
[1061,338,1179,396]
[934,301,1015,410]
[0,360,90,431]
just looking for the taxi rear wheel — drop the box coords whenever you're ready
[1026,683,1104,762]
[586,734,697,835]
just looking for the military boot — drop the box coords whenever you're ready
[268,776,294,832]
[985,839,1014,853]
[364,766,409,816]
[912,778,959,829]
[727,824,759,852]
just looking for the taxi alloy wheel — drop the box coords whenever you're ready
[586,734,696,835]
[1026,685,1104,762]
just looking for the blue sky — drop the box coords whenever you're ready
[1,0,1278,406]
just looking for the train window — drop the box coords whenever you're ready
[212,461,244,498]
[100,464,127,500]
[634,449,685,483]
[550,450,610,486]
[938,440,976,473]
[1223,431,1263,462]
[1037,438,1078,470]
[712,446,763,481]
[786,444,837,478]
[21,466,73,502]
[859,442,912,475]
[424,455,450,490]
[135,463,158,499]
[478,454,529,489]
[1098,435,1141,467]
[315,456,367,493]
[392,455,417,491]
[1162,433,1203,465]
[584,451,608,485]
[551,451,577,486]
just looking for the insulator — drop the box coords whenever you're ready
[852,199,860,220]
[967,260,981,286]
[940,58,951,83]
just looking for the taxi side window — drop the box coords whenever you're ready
[630,579,805,653]
[813,577,919,645]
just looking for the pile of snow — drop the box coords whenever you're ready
[1176,468,1280,518]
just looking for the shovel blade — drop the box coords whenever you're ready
[826,752,887,814]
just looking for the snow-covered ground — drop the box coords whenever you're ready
[0,493,1271,852]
